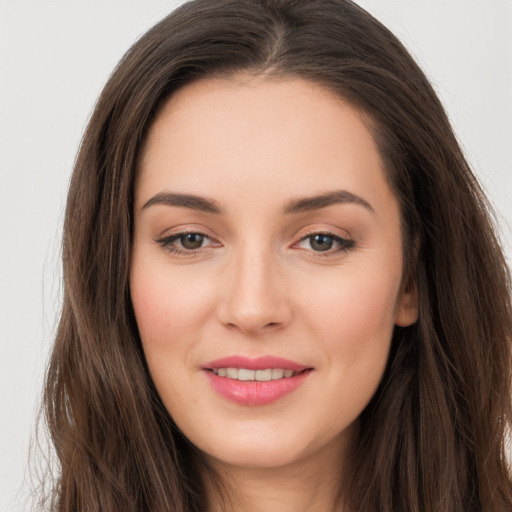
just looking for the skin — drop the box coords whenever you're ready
[130,76,418,512]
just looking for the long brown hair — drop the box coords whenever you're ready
[42,1,512,510]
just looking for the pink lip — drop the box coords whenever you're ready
[203,355,310,372]
[202,355,313,406]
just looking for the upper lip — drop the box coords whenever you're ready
[203,355,311,372]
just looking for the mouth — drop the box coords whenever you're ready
[202,356,313,406]
[208,367,306,381]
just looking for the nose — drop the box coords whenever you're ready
[217,244,292,335]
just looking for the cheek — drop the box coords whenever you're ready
[130,259,214,421]
[130,257,213,369]
[300,267,400,405]
[131,278,182,346]
[304,264,399,337]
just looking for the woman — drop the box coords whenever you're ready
[42,0,512,511]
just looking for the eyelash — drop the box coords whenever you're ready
[293,230,355,255]
[155,231,215,256]
[155,230,355,256]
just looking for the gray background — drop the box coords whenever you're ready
[1,1,511,510]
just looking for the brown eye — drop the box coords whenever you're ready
[156,232,212,254]
[180,233,205,250]
[309,234,334,252]
[294,232,355,255]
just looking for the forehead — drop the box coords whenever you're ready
[136,76,397,220]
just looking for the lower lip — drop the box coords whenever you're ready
[204,370,312,406]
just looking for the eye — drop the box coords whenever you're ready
[178,233,207,250]
[308,234,335,252]
[295,232,355,254]
[155,231,218,254]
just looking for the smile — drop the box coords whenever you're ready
[203,356,313,406]
[210,368,298,381]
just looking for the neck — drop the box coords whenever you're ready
[202,431,354,512]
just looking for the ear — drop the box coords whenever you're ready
[394,278,418,327]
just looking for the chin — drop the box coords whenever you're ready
[205,443,307,470]
[194,421,350,472]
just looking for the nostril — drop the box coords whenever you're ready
[261,321,284,332]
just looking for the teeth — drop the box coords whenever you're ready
[212,367,298,381]
[271,368,284,379]
[238,368,255,381]
[226,367,238,379]
[255,369,272,381]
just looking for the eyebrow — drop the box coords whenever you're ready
[142,192,222,214]
[141,189,374,215]
[283,190,374,215]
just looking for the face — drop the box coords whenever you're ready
[131,77,417,473]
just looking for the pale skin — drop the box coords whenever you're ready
[130,76,418,512]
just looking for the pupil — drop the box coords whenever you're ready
[311,234,333,251]
[181,233,204,249]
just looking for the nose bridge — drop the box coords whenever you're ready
[219,237,290,333]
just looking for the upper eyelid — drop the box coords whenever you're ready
[155,224,218,240]
[293,225,352,241]
[298,231,348,241]
[155,226,352,242]
[156,231,216,245]
[156,227,348,238]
